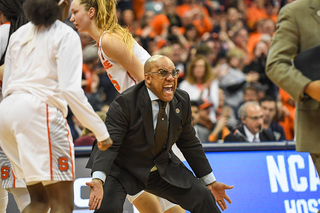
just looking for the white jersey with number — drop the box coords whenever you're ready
[98,31,150,93]
[3,21,109,142]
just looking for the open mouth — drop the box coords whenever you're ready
[164,85,173,94]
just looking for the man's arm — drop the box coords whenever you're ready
[86,96,130,210]
[266,5,311,102]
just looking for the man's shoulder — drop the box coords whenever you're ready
[224,125,247,142]
[174,88,190,102]
[280,0,310,14]
[260,128,277,141]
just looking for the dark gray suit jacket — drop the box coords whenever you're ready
[87,81,212,195]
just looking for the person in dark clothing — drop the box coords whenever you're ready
[224,101,276,142]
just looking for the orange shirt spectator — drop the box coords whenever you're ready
[151,13,170,36]
[278,88,295,140]
[246,3,268,30]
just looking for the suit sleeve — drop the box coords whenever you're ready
[266,6,311,102]
[175,93,213,178]
[86,96,129,175]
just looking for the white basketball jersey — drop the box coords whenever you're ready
[98,32,150,93]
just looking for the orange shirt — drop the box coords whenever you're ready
[246,5,268,29]
[247,32,262,58]
[151,14,170,36]
[176,4,209,18]
[82,63,94,94]
[278,88,295,140]
[133,0,146,21]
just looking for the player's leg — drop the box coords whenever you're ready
[44,181,73,213]
[0,181,8,213]
[157,197,185,213]
[130,191,162,213]
[7,187,30,212]
[23,182,49,213]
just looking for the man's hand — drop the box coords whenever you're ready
[86,179,104,210]
[97,137,113,151]
[207,181,233,211]
[304,80,320,101]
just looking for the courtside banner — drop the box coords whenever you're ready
[9,147,318,212]
[184,150,320,213]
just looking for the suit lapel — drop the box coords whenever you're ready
[166,96,181,150]
[310,0,320,25]
[138,86,156,155]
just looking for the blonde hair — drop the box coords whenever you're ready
[185,55,213,85]
[80,0,134,53]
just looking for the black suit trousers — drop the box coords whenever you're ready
[95,170,221,213]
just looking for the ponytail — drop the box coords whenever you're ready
[81,0,134,54]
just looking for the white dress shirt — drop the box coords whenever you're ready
[243,125,260,142]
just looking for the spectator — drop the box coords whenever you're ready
[224,101,276,142]
[260,96,286,141]
[244,40,275,98]
[216,87,238,130]
[231,28,251,64]
[179,55,219,122]
[276,88,295,141]
[196,100,214,143]
[190,100,208,142]
[218,47,259,110]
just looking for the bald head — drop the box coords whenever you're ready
[144,55,169,74]
[144,55,177,102]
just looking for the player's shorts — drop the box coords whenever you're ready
[0,92,75,184]
[0,147,26,188]
[127,190,177,212]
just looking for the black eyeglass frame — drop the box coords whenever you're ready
[148,68,180,79]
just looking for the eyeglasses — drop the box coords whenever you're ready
[148,68,180,79]
[246,115,263,121]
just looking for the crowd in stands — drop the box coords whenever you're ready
[2,0,296,145]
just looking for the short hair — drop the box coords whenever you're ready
[259,95,276,105]
[23,0,61,27]
[244,84,258,94]
[226,47,246,61]
[238,101,260,118]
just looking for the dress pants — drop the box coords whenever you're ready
[95,169,220,213]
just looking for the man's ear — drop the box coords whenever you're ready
[145,74,151,84]
[241,116,246,125]
[88,7,96,19]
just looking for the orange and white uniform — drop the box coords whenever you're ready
[98,31,150,93]
[0,20,109,185]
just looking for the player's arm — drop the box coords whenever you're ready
[101,33,144,81]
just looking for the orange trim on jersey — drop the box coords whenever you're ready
[127,71,137,85]
[63,113,75,180]
[12,170,16,188]
[3,22,10,25]
[46,104,53,181]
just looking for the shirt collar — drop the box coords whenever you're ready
[147,87,159,101]
[243,125,260,142]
